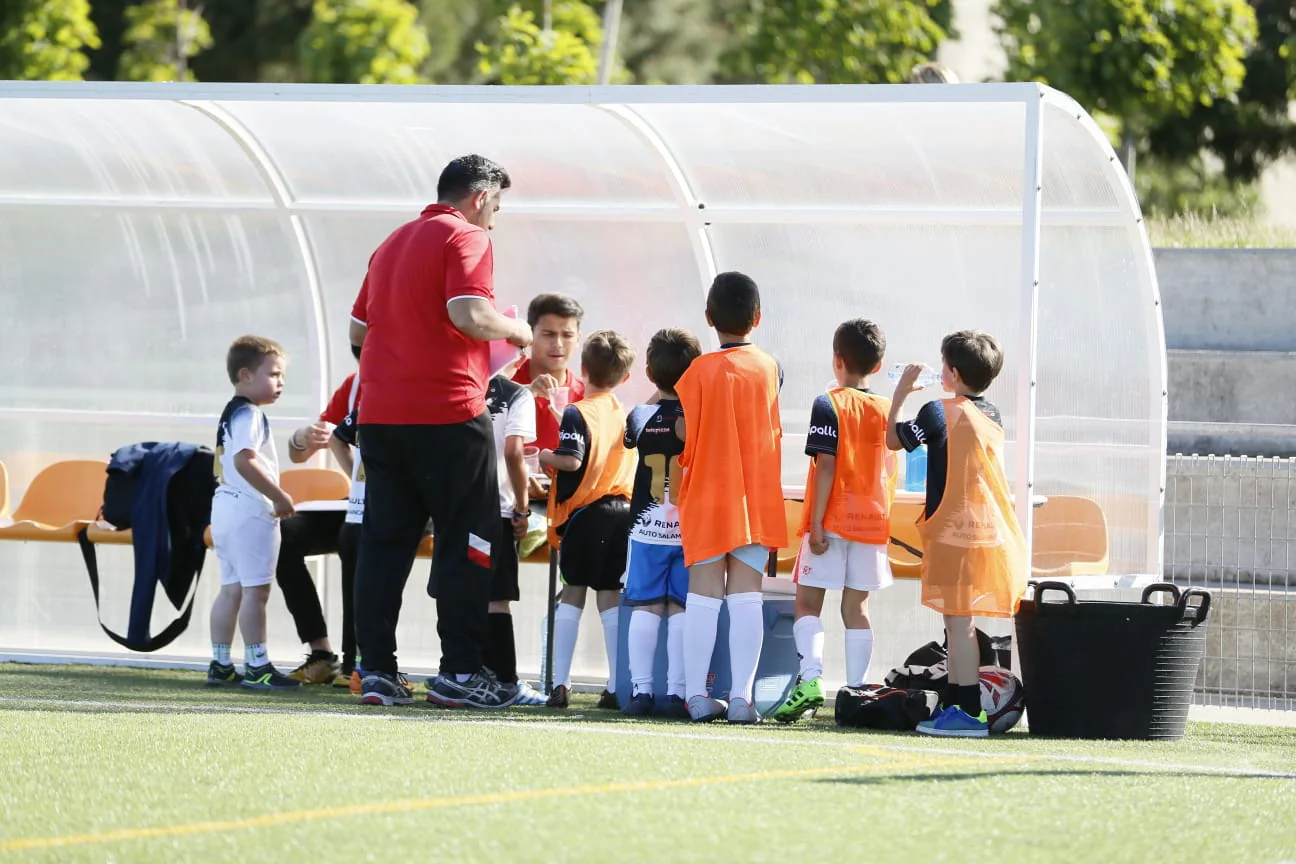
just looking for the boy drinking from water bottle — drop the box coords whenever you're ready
[772,319,897,723]
[887,330,1027,737]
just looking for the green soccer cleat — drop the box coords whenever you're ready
[771,676,825,724]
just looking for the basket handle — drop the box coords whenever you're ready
[1031,580,1077,606]
[1177,589,1211,625]
[1140,583,1181,605]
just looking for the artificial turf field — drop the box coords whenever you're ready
[0,665,1292,863]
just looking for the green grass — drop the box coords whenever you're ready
[0,665,1293,863]
[1145,213,1296,248]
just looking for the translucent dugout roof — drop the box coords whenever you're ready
[0,82,1167,586]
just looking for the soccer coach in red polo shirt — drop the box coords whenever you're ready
[348,155,532,708]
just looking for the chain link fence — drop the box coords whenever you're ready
[1165,455,1295,710]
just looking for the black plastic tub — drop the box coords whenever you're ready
[1015,581,1210,740]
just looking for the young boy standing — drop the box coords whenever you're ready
[207,335,299,691]
[482,370,548,707]
[676,272,788,724]
[623,328,703,718]
[888,330,1027,737]
[773,319,896,723]
[539,330,637,709]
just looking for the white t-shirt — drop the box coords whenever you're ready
[486,375,536,517]
[215,396,279,511]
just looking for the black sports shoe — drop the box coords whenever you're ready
[205,661,242,687]
[427,668,516,709]
[660,695,690,720]
[624,692,653,717]
[241,664,300,691]
[596,689,619,710]
[360,672,414,706]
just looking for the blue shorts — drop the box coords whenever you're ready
[695,543,771,576]
[625,541,688,607]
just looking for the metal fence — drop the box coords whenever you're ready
[1165,455,1295,710]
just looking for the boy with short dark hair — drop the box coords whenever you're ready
[539,330,637,709]
[676,272,788,724]
[887,329,1027,737]
[773,319,897,723]
[623,328,703,718]
[207,335,299,690]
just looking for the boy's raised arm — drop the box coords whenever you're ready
[887,364,928,451]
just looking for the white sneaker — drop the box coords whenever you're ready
[512,680,548,707]
[687,695,728,722]
[727,697,761,725]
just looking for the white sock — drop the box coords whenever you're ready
[245,643,269,668]
[628,609,662,696]
[844,628,875,688]
[684,593,722,700]
[726,592,764,704]
[599,606,620,695]
[212,643,231,665]
[552,603,582,688]
[666,613,686,698]
[792,616,825,681]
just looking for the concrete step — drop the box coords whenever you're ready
[1169,421,1296,458]
[1168,348,1296,425]
[1155,248,1296,351]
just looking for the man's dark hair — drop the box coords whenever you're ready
[581,330,636,389]
[526,293,584,329]
[941,329,1003,393]
[646,328,702,394]
[437,154,511,203]
[706,271,761,335]
[834,319,886,376]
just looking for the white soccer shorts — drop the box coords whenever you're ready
[210,490,280,588]
[793,532,894,592]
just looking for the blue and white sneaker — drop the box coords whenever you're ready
[916,706,989,738]
[512,680,548,707]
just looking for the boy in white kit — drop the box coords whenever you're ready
[206,335,300,690]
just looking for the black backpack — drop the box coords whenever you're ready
[835,685,938,730]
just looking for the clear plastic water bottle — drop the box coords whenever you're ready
[906,446,928,492]
[886,363,942,389]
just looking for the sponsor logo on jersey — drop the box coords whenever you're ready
[558,430,583,443]
[808,424,837,438]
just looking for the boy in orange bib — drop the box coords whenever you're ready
[772,320,896,723]
[539,330,637,709]
[675,272,788,724]
[887,330,1027,738]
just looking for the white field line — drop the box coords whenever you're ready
[1,696,1293,780]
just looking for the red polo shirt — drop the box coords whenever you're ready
[512,358,585,451]
[351,205,495,425]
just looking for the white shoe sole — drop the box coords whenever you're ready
[915,724,988,738]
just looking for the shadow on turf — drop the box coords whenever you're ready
[818,768,1294,784]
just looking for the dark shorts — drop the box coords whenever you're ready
[559,496,631,592]
[491,516,520,603]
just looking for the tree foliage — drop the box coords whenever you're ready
[117,0,213,81]
[717,0,947,85]
[300,0,429,84]
[1148,0,1296,182]
[994,0,1257,135]
[476,2,602,85]
[0,0,101,81]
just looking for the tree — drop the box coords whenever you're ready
[300,0,429,84]
[994,0,1257,172]
[1148,0,1296,183]
[117,0,213,81]
[0,0,100,80]
[476,2,602,85]
[618,0,726,84]
[717,0,947,85]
